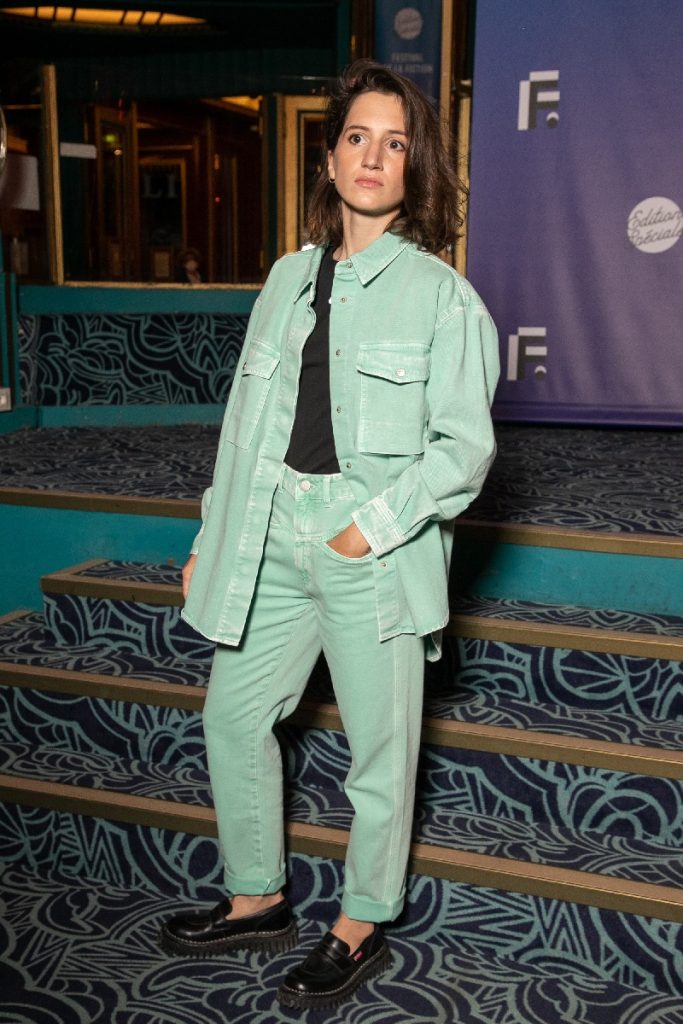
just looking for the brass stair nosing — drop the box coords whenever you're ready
[291,701,683,780]
[1,773,682,924]
[0,486,200,520]
[3,482,681,555]
[0,662,205,711]
[447,614,683,661]
[1,665,681,779]
[0,609,33,628]
[455,519,683,559]
[40,573,183,607]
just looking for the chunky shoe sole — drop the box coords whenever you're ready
[158,918,298,958]
[276,944,392,1009]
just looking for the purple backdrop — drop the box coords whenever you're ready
[466,0,683,426]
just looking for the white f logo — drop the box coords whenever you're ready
[518,71,560,130]
[508,328,548,381]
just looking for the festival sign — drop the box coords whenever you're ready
[467,0,683,426]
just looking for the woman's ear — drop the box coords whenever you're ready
[327,149,335,183]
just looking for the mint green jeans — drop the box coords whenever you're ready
[202,463,425,922]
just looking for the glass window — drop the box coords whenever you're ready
[59,96,264,284]
[0,64,49,282]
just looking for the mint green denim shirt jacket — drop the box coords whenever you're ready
[182,230,500,660]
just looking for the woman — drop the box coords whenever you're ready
[160,60,499,1010]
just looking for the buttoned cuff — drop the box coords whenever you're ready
[352,496,406,557]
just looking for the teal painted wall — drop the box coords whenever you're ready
[38,404,224,429]
[4,499,681,621]
[19,286,259,316]
[451,540,683,619]
[2,504,197,615]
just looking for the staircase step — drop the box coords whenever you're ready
[42,558,683,653]
[41,561,211,660]
[450,594,683,657]
[39,561,683,724]
[2,614,683,784]
[283,724,683,842]
[1,743,683,911]
[2,761,683,936]
[3,864,682,1021]
[0,611,209,693]
[446,632,682,718]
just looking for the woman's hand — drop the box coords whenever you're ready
[182,554,198,600]
[326,522,371,559]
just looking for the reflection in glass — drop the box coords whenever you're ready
[61,96,263,284]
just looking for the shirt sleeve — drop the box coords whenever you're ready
[189,294,263,556]
[351,297,500,557]
[189,485,213,555]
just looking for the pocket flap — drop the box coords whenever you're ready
[357,345,430,384]
[242,339,281,379]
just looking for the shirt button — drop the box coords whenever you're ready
[336,405,341,413]
[299,479,311,492]
[396,368,406,378]
[380,561,387,568]
[335,349,341,356]
[346,461,352,469]
[345,261,352,268]
[340,297,348,304]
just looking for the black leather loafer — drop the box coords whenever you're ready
[159,897,298,957]
[277,926,392,1009]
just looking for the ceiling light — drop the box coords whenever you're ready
[1,7,205,28]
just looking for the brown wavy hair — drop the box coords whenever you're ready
[306,59,466,255]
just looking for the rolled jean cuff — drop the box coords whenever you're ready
[341,888,405,923]
[224,866,287,896]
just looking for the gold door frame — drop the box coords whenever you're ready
[280,94,327,256]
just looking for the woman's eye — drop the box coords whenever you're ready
[388,139,406,152]
[348,133,364,144]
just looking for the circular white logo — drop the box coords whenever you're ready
[394,7,423,40]
[627,196,683,254]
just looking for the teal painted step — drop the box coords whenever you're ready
[451,537,683,618]
[0,507,196,617]
[38,403,226,429]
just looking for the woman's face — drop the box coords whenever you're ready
[327,90,407,223]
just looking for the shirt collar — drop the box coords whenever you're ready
[348,230,411,285]
[293,231,410,299]
[293,245,325,302]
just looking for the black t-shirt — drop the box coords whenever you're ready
[284,247,341,474]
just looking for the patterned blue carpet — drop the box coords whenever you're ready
[2,862,683,1024]
[1,722,682,889]
[3,609,683,748]
[1,423,682,535]
[2,421,682,1018]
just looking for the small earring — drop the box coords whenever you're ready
[329,176,335,184]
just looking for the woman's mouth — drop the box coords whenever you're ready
[355,177,382,188]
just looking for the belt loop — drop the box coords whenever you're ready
[323,474,332,504]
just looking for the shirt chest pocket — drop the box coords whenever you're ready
[356,344,430,455]
[224,339,281,449]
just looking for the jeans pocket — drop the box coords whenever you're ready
[321,538,374,565]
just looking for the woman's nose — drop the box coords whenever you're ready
[361,143,382,169]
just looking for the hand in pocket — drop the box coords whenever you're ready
[326,522,371,559]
